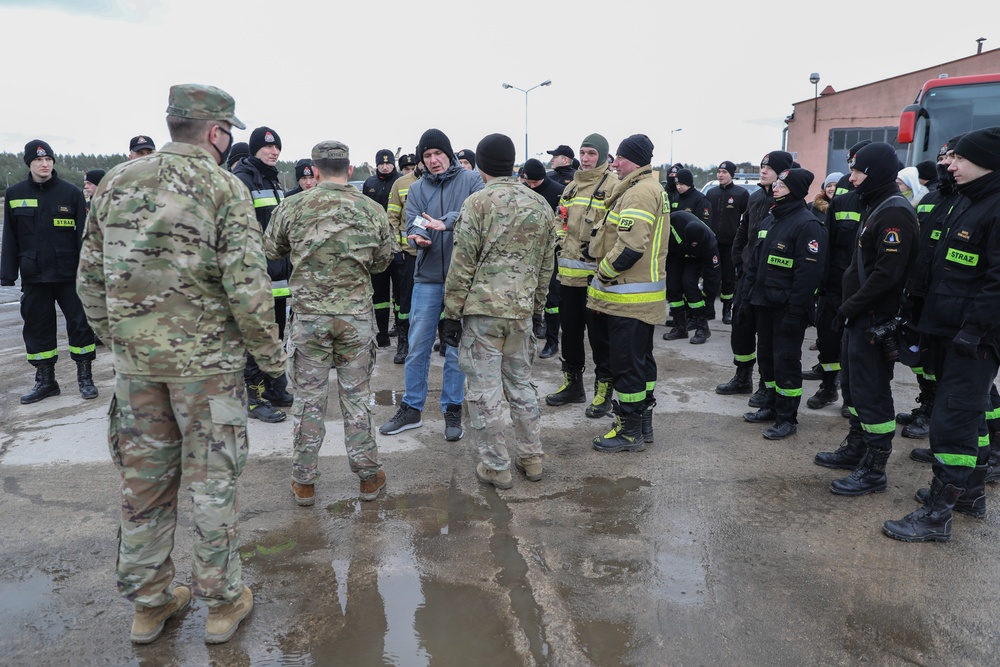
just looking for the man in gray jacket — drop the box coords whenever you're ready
[379,128,484,441]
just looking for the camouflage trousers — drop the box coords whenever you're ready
[109,371,247,609]
[457,315,543,471]
[288,312,380,484]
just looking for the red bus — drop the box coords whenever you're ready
[897,73,1000,166]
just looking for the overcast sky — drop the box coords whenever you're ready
[1,0,995,169]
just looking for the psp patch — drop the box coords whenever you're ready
[883,229,901,245]
[618,217,634,231]
[807,239,820,254]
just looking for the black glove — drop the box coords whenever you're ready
[832,309,847,335]
[532,314,547,339]
[439,318,462,348]
[953,329,981,359]
[734,303,751,326]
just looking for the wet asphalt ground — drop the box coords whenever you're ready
[2,283,999,666]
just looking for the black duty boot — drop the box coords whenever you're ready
[76,360,99,400]
[539,339,559,359]
[546,363,587,406]
[747,380,768,408]
[814,429,865,469]
[716,364,753,395]
[909,447,935,463]
[585,378,614,418]
[763,421,797,440]
[246,376,286,423]
[641,403,654,444]
[20,364,60,404]
[593,408,645,453]
[662,311,688,340]
[801,363,823,381]
[375,308,391,347]
[261,373,293,407]
[902,412,930,439]
[743,407,776,423]
[915,466,987,518]
[830,446,891,496]
[987,435,1000,483]
[393,325,409,365]
[883,477,961,542]
[806,371,839,409]
[690,313,711,345]
[721,300,733,325]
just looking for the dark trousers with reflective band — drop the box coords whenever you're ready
[666,260,706,314]
[607,316,655,415]
[988,384,1000,436]
[544,263,560,346]
[928,338,999,488]
[730,274,757,366]
[755,306,806,423]
[814,292,842,370]
[841,320,896,452]
[718,243,736,302]
[582,303,612,380]
[371,267,392,335]
[21,281,95,365]
[560,285,588,370]
[393,254,416,326]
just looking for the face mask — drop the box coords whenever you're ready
[212,126,233,165]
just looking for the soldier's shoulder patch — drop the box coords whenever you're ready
[883,228,901,245]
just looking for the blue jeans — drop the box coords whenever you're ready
[402,282,465,412]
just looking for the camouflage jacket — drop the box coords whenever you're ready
[443,176,556,321]
[263,180,393,315]
[557,163,615,288]
[77,142,286,379]
[587,167,669,325]
[387,172,417,257]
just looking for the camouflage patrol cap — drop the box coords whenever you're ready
[312,140,349,160]
[166,84,246,130]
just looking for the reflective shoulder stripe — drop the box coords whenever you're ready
[835,211,861,222]
[9,199,38,208]
[399,187,409,196]
[671,225,682,244]
[834,187,848,196]
[620,208,656,225]
[916,203,935,214]
[606,211,621,224]
[388,203,402,213]
[757,229,768,239]
[251,189,281,208]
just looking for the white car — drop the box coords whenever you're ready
[701,174,761,195]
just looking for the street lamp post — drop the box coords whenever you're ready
[502,80,552,163]
[810,73,821,133]
[669,128,682,165]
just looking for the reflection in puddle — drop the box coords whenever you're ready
[369,390,403,407]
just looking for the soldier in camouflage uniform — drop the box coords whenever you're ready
[441,134,556,488]
[264,140,394,506]
[77,84,284,645]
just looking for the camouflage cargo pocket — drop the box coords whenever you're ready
[208,392,249,477]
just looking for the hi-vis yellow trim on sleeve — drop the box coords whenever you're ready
[588,278,666,304]
[620,208,655,225]
[599,258,620,279]
[388,203,402,213]
[9,199,38,208]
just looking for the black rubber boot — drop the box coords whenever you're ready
[747,380,768,408]
[585,378,614,418]
[902,412,930,439]
[593,408,645,453]
[814,428,865,469]
[663,311,688,340]
[76,360,99,400]
[801,362,823,381]
[883,477,961,542]
[20,363,60,404]
[546,363,587,406]
[641,403,654,444]
[721,300,733,325]
[690,312,710,345]
[830,446,891,496]
[716,363,753,395]
[806,371,839,409]
[261,372,293,407]
[393,324,409,365]
[915,465,986,518]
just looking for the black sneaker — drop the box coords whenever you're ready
[248,395,286,423]
[379,403,422,435]
[444,404,464,441]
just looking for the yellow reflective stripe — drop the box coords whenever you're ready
[27,349,58,361]
[650,215,664,281]
[388,203,402,213]
[558,266,595,278]
[566,197,607,210]
[606,211,621,225]
[917,204,935,214]
[621,208,655,225]
[254,197,279,208]
[588,286,666,304]
[835,211,861,222]
[835,187,849,196]
[936,453,977,468]
[671,225,682,244]
[69,344,96,355]
[599,258,620,278]
[53,218,75,227]
[9,199,38,208]
[758,229,768,239]
[272,288,291,297]
[946,248,978,266]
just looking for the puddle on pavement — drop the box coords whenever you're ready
[0,572,68,648]
[369,390,403,407]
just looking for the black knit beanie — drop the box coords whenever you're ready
[616,134,654,166]
[375,149,395,166]
[229,142,250,165]
[676,168,695,187]
[295,159,313,181]
[399,154,417,169]
[24,139,54,165]
[85,169,106,186]
[847,140,872,160]
[522,158,547,181]
[850,142,900,197]
[417,128,454,162]
[456,148,476,169]
[475,133,516,178]
[915,160,936,182]
[954,126,1000,171]
[761,150,793,174]
[249,126,281,155]
[775,168,814,201]
[718,161,736,177]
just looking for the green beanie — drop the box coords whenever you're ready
[581,133,609,163]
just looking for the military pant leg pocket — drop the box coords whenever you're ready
[208,391,249,478]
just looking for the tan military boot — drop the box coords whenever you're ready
[205,585,254,644]
[514,456,543,482]
[476,462,513,489]
[291,481,315,506]
[130,585,191,644]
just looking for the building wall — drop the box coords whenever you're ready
[787,48,1000,194]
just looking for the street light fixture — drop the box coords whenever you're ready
[670,128,682,165]
[502,79,552,163]
[810,72,821,133]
